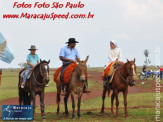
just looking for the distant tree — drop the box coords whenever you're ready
[18,62,27,68]
[144,49,151,66]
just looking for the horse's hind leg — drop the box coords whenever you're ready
[56,88,61,114]
[114,90,119,117]
[101,87,107,114]
[18,90,23,105]
[111,92,115,114]
[123,90,128,117]
[40,92,46,120]
[64,92,70,115]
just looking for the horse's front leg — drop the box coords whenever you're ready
[77,92,83,119]
[114,90,119,117]
[40,92,46,120]
[101,87,107,114]
[111,92,115,114]
[31,91,36,120]
[123,90,128,117]
[71,93,75,119]
[64,92,70,115]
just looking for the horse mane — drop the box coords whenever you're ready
[34,60,49,71]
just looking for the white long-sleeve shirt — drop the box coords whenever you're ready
[108,47,122,62]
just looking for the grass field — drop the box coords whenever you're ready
[0,67,163,122]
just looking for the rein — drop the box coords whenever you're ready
[32,63,49,86]
[118,65,136,82]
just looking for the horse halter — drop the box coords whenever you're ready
[118,64,136,83]
[33,63,49,86]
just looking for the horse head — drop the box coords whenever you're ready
[125,58,137,85]
[38,59,50,84]
[76,56,89,82]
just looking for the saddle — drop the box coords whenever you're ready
[53,63,78,84]
[20,68,32,80]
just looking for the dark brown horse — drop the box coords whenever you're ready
[18,60,50,121]
[56,56,89,119]
[101,59,137,117]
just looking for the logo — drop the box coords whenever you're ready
[2,105,33,121]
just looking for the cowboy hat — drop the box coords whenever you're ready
[65,38,79,44]
[28,45,38,50]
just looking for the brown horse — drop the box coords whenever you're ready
[18,60,50,121]
[56,56,89,119]
[101,59,137,117]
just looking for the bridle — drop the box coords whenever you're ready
[118,64,136,83]
[33,63,49,86]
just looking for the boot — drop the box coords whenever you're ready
[21,82,25,88]
[83,80,91,93]
[61,84,67,96]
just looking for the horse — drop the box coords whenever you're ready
[56,56,89,119]
[101,58,137,117]
[18,59,50,121]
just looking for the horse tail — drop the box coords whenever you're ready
[18,68,25,105]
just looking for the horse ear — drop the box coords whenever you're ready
[76,57,81,63]
[48,60,50,64]
[84,55,89,64]
[40,59,42,63]
[133,58,136,63]
[126,58,129,62]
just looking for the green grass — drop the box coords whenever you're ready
[33,92,163,121]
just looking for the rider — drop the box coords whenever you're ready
[104,40,122,85]
[142,65,148,80]
[21,45,39,88]
[59,38,91,96]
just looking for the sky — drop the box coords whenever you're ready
[0,0,163,68]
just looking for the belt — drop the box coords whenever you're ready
[63,63,70,66]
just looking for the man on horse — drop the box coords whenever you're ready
[59,38,91,96]
[21,45,40,88]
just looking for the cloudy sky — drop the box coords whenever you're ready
[0,0,162,68]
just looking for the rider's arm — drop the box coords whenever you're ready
[27,61,35,68]
[108,49,113,62]
[118,48,122,61]
[60,56,76,63]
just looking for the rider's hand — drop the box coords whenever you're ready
[69,60,76,64]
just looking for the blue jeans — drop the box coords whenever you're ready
[60,64,69,91]
[23,68,30,83]
[144,71,148,80]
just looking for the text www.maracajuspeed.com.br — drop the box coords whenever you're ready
[3,12,94,20]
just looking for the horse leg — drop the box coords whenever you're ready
[123,90,128,117]
[111,92,115,114]
[77,93,82,119]
[31,91,36,120]
[64,92,70,115]
[40,92,46,120]
[114,90,119,117]
[71,93,75,119]
[56,85,61,114]
[19,91,22,105]
[101,87,107,114]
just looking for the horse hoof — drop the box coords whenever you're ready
[78,117,82,120]
[43,119,46,122]
[72,118,75,121]
[101,109,104,114]
[32,120,36,122]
